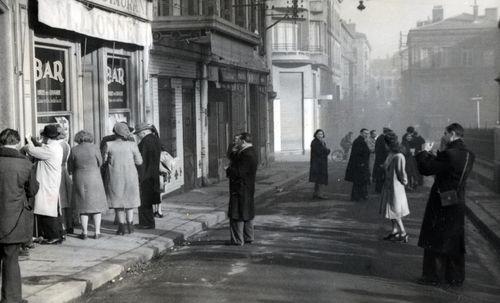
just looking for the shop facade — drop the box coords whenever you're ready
[1,0,153,143]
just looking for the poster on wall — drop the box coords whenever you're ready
[107,57,128,109]
[35,47,67,112]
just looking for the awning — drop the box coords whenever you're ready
[38,0,152,48]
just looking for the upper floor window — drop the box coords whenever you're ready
[309,21,323,52]
[272,21,300,51]
[461,49,473,66]
[181,0,199,16]
[157,0,173,16]
[221,0,233,22]
[235,0,247,28]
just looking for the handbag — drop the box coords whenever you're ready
[439,152,469,207]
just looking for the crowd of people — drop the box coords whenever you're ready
[308,123,475,287]
[0,121,174,302]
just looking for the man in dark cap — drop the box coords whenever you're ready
[135,122,161,229]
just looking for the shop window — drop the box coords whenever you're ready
[107,55,131,134]
[34,44,71,139]
[158,78,177,157]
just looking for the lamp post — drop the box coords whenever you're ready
[471,95,483,128]
[495,74,500,125]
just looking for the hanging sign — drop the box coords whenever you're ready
[38,0,152,47]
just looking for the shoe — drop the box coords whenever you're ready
[42,238,63,245]
[383,232,398,241]
[396,233,409,243]
[94,233,101,240]
[244,240,253,244]
[67,227,74,234]
[127,222,134,234]
[19,247,30,257]
[79,233,88,240]
[417,277,439,286]
[447,280,463,288]
[156,213,164,218]
[116,223,125,236]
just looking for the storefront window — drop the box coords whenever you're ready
[107,55,131,134]
[34,45,71,138]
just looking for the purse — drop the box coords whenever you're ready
[439,152,469,207]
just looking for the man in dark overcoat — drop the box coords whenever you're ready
[373,127,391,193]
[226,132,258,245]
[0,129,39,303]
[135,123,162,229]
[345,128,371,201]
[416,123,475,287]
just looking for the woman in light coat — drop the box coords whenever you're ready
[103,122,143,235]
[379,131,410,243]
[25,124,64,244]
[68,130,108,239]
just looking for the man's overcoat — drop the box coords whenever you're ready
[137,133,162,206]
[0,147,39,243]
[373,134,388,181]
[227,146,258,221]
[309,138,330,185]
[416,139,475,255]
[345,135,370,183]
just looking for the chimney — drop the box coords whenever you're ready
[432,5,444,23]
[485,8,498,21]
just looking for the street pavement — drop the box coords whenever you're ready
[77,160,500,303]
[1,161,309,303]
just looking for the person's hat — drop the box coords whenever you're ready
[134,122,154,134]
[113,122,131,138]
[41,124,60,139]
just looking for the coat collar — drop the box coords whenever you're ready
[446,138,466,150]
[0,147,27,159]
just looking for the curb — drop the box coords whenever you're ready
[465,198,500,252]
[25,170,308,303]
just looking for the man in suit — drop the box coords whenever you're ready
[226,132,258,245]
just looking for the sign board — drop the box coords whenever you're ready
[83,0,153,21]
[35,47,67,112]
[107,57,128,109]
[38,0,152,47]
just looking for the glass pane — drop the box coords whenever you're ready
[36,115,71,142]
[107,112,130,136]
[107,56,128,109]
[35,47,67,112]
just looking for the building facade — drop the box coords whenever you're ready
[0,0,153,149]
[404,5,500,140]
[270,0,342,154]
[150,0,271,192]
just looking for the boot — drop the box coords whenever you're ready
[127,221,134,234]
[116,223,125,236]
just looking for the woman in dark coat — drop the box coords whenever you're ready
[416,123,475,287]
[0,129,39,303]
[309,129,330,199]
[345,129,371,201]
[227,132,258,245]
[68,130,108,239]
[135,123,162,229]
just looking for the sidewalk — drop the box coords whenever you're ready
[465,179,500,252]
[5,161,309,303]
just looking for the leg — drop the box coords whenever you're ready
[243,220,254,243]
[39,215,62,240]
[394,218,406,235]
[229,219,244,245]
[0,243,23,303]
[125,208,134,225]
[93,213,102,235]
[80,214,89,235]
[444,253,465,284]
[157,203,163,215]
[115,209,126,235]
[313,183,320,197]
[351,182,360,201]
[139,204,155,228]
[421,249,439,283]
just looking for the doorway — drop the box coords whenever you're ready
[182,80,197,189]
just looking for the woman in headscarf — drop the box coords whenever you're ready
[103,122,143,235]
[309,129,331,199]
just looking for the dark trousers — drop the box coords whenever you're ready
[0,243,22,303]
[37,215,61,240]
[138,204,155,228]
[351,181,368,201]
[229,219,254,245]
[422,249,465,283]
